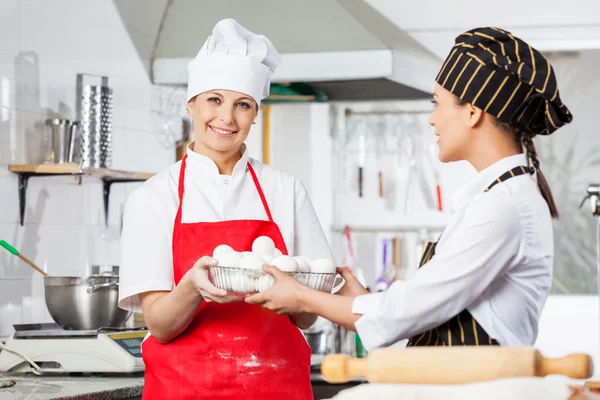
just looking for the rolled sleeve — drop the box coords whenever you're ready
[352,292,389,351]
[348,193,523,350]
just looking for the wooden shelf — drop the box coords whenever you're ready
[9,164,155,180]
[8,164,156,227]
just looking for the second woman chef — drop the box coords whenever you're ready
[246,26,572,350]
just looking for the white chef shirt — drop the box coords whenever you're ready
[352,153,554,350]
[118,144,334,312]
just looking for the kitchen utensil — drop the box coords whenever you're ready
[0,240,130,330]
[392,236,401,280]
[305,330,333,356]
[208,265,344,295]
[374,119,386,198]
[0,240,48,276]
[321,347,593,384]
[76,73,113,168]
[343,226,367,288]
[44,275,131,330]
[374,238,394,292]
[44,119,77,164]
[357,120,367,198]
[400,133,416,213]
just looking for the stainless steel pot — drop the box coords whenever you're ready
[44,274,131,330]
[304,331,332,355]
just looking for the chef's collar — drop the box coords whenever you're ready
[451,153,530,211]
[185,142,249,178]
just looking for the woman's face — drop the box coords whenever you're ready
[428,83,473,163]
[187,89,258,155]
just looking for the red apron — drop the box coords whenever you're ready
[141,155,312,399]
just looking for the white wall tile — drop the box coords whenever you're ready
[0,222,90,278]
[0,0,22,53]
[0,49,18,110]
[1,0,174,330]
[0,170,20,224]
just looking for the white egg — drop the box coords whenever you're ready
[229,273,239,292]
[217,251,242,268]
[242,276,253,293]
[252,236,275,257]
[262,254,274,264]
[213,244,234,259]
[271,255,298,272]
[239,254,266,270]
[258,275,274,292]
[310,258,336,274]
[294,256,310,273]
[273,248,283,257]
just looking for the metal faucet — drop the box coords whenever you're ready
[580,184,600,216]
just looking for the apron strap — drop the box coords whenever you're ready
[175,154,188,225]
[175,155,274,224]
[247,162,274,223]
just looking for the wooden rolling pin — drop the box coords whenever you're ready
[321,347,593,385]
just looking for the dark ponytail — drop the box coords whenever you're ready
[516,128,559,219]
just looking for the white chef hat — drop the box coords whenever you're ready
[187,18,281,106]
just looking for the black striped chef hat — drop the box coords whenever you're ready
[436,27,572,135]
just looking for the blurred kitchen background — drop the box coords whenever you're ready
[1,0,600,375]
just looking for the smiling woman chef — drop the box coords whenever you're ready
[246,27,573,350]
[118,19,333,400]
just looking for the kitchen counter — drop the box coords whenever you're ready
[0,372,361,400]
[0,373,143,400]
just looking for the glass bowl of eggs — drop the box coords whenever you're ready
[208,237,340,295]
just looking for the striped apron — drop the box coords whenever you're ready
[407,165,534,347]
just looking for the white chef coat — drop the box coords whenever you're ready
[352,153,553,350]
[118,143,334,312]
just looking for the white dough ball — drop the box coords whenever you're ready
[310,258,336,274]
[294,257,310,273]
[218,251,242,268]
[239,254,266,270]
[252,236,275,257]
[213,244,234,259]
[262,254,274,264]
[271,255,298,272]
[273,248,283,257]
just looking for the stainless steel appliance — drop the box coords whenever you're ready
[0,323,146,374]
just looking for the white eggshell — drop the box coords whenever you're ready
[271,255,298,272]
[294,257,310,273]
[239,254,266,270]
[258,275,274,293]
[213,244,234,259]
[310,258,336,274]
[217,252,242,268]
[229,273,239,292]
[262,254,274,264]
[273,248,283,257]
[252,236,275,257]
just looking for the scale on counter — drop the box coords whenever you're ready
[0,323,147,374]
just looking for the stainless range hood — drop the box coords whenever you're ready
[114,0,442,101]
